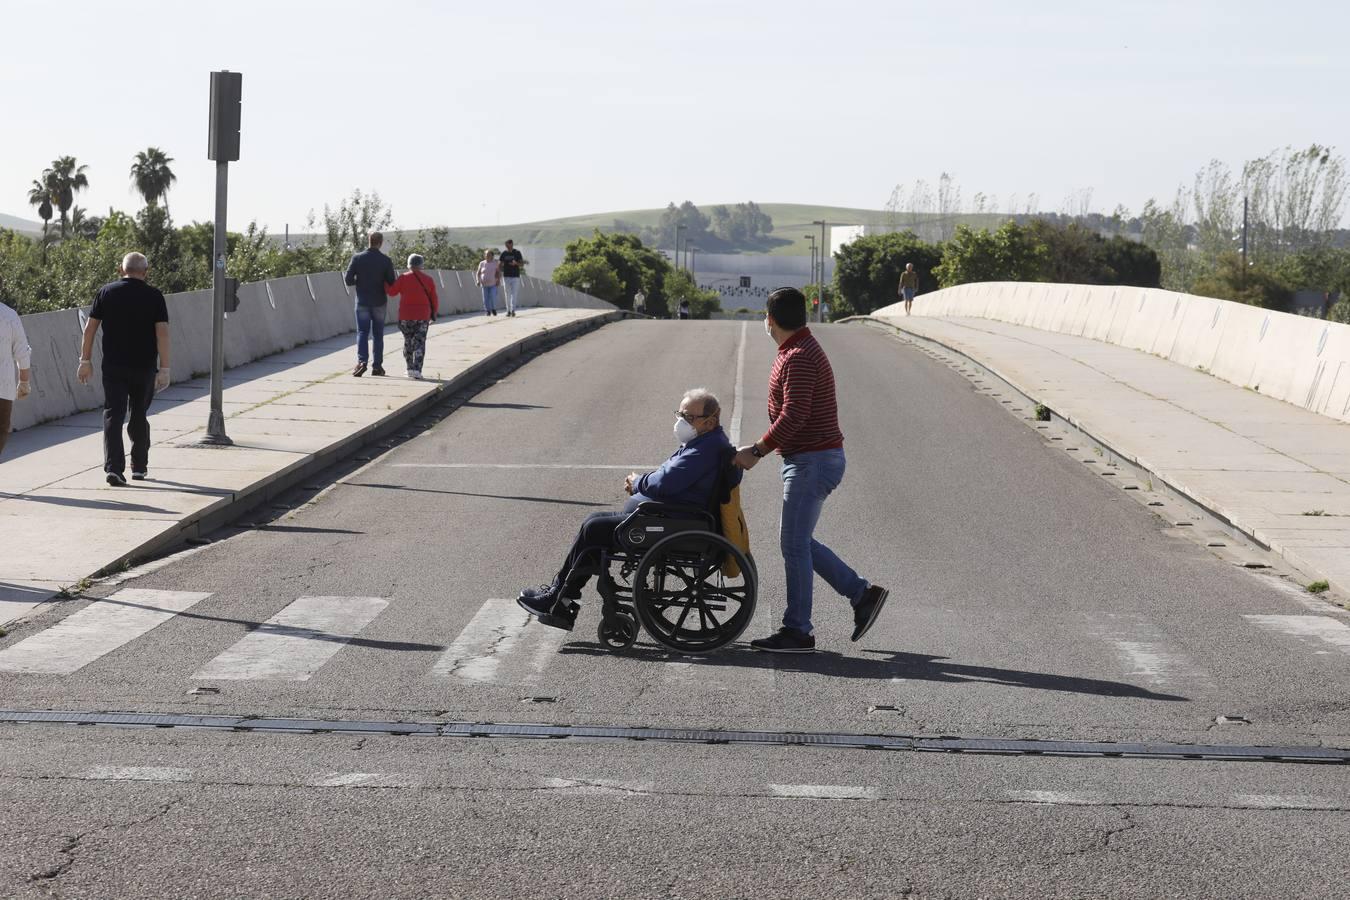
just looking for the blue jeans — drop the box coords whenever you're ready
[779,448,867,635]
[482,284,498,313]
[355,303,387,365]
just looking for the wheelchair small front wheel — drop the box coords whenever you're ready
[597,610,639,650]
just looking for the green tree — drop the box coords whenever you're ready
[558,230,672,313]
[1025,220,1161,287]
[832,230,943,317]
[663,269,721,319]
[45,156,90,239]
[27,179,54,263]
[129,147,177,211]
[553,255,623,303]
[934,221,1049,287]
[1190,252,1291,309]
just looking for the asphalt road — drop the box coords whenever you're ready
[1,320,1346,898]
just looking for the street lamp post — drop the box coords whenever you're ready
[804,234,817,299]
[675,224,687,272]
[812,219,827,322]
[688,246,699,283]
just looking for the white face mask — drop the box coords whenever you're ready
[674,416,700,444]
[764,318,774,338]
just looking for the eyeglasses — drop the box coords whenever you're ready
[675,409,714,422]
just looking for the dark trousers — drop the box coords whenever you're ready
[0,398,11,458]
[552,511,626,598]
[102,365,156,475]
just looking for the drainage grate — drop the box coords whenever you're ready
[1,710,1346,765]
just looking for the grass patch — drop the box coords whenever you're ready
[1033,403,1051,421]
[1307,580,1330,594]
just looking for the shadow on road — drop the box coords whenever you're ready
[348,482,607,508]
[460,401,551,411]
[81,594,443,653]
[559,641,1186,702]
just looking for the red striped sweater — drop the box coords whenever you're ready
[760,327,844,455]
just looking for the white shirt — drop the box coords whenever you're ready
[0,303,32,402]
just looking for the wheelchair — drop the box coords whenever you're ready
[568,496,758,654]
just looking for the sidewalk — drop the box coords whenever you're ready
[1,308,619,626]
[867,312,1350,596]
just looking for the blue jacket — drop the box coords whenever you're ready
[344,248,397,306]
[626,426,741,512]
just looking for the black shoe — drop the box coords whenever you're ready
[517,586,578,631]
[353,361,367,377]
[750,627,816,653]
[106,471,128,487]
[131,470,147,481]
[371,365,386,377]
[851,585,890,642]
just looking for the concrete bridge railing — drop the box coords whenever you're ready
[881,282,1350,425]
[10,270,611,434]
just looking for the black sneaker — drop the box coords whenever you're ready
[750,627,816,653]
[517,587,578,632]
[851,585,890,642]
[131,470,148,481]
[106,471,128,487]
[371,365,386,376]
[353,361,367,377]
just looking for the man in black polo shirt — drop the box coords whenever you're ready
[77,252,172,486]
[498,239,526,317]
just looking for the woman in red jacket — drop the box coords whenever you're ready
[386,254,439,379]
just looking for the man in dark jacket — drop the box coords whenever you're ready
[344,231,397,376]
[518,387,739,630]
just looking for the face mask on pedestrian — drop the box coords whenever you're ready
[674,416,699,444]
[764,317,773,338]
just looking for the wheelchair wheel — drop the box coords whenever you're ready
[633,531,757,654]
[597,610,639,650]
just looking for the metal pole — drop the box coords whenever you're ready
[1242,195,1248,272]
[205,160,232,444]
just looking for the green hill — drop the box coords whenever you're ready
[431,203,1008,255]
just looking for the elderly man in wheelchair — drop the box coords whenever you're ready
[517,387,757,652]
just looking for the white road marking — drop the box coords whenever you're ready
[1242,615,1350,654]
[1111,641,1193,682]
[1088,616,1208,686]
[1234,794,1340,810]
[391,463,654,470]
[541,777,653,796]
[0,588,212,675]
[1007,790,1102,805]
[768,784,879,801]
[730,320,748,446]
[193,595,388,682]
[82,765,192,782]
[432,598,567,684]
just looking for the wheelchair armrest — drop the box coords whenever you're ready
[631,501,711,519]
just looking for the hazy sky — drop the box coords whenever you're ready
[3,0,1346,232]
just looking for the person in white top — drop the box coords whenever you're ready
[0,297,34,458]
[475,249,501,317]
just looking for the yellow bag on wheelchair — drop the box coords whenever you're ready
[719,484,751,578]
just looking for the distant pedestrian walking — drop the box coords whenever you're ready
[898,262,919,315]
[678,298,691,320]
[0,296,33,459]
[498,239,527,317]
[476,250,501,317]
[344,231,397,377]
[77,253,172,486]
[733,287,890,653]
[386,254,439,380]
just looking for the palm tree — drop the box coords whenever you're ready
[129,147,177,212]
[46,156,90,239]
[27,179,54,264]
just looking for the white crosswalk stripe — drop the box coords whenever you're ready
[1242,615,1350,654]
[194,595,388,682]
[431,598,567,684]
[0,589,211,675]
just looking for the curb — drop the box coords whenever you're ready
[29,310,622,610]
[856,315,1342,600]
